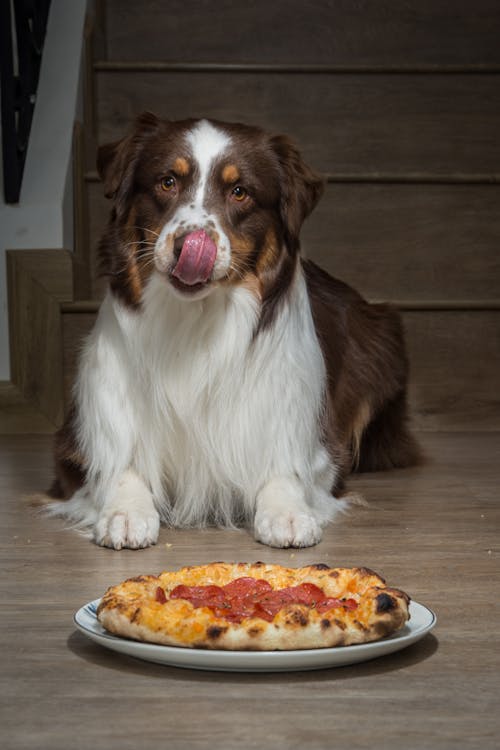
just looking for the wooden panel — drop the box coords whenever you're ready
[303,184,500,302]
[87,179,500,302]
[404,310,500,430]
[1,432,500,749]
[96,71,500,174]
[6,250,73,426]
[104,0,500,66]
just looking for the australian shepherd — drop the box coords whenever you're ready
[49,112,419,549]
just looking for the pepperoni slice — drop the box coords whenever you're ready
[170,584,225,600]
[289,583,326,605]
[223,578,272,597]
[162,577,358,622]
[155,586,167,604]
[170,584,226,609]
[341,598,358,611]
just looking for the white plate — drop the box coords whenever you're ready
[74,599,436,672]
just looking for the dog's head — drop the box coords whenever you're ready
[97,112,323,319]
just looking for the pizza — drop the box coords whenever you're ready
[96,562,410,651]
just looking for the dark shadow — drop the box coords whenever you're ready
[67,630,439,684]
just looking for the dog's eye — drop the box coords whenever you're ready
[231,185,247,202]
[160,176,176,192]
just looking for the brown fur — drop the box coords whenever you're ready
[303,260,421,485]
[52,113,419,502]
[50,405,86,499]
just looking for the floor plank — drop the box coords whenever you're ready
[0,432,498,750]
[0,383,55,434]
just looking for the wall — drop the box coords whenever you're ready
[0,0,88,379]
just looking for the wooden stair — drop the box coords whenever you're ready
[7,0,500,431]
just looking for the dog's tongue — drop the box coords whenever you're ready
[172,230,217,286]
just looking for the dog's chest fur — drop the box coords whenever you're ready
[90,270,326,526]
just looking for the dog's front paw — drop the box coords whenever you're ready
[254,509,322,548]
[94,470,160,550]
[94,509,160,550]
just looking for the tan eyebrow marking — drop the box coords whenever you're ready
[172,157,190,176]
[222,164,240,183]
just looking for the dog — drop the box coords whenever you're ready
[49,112,420,549]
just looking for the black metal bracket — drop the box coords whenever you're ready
[0,0,51,204]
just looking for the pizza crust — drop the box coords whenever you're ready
[97,562,410,651]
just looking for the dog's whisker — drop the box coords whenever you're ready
[228,260,253,280]
[229,268,246,281]
[130,225,160,238]
[107,249,161,277]
[122,241,156,251]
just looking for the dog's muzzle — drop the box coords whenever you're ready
[171,229,217,286]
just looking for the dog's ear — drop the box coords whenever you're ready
[269,134,324,250]
[96,111,161,212]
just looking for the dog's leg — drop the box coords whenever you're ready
[94,470,160,550]
[253,476,323,548]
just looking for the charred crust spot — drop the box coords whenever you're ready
[354,619,368,632]
[247,626,263,638]
[328,571,340,578]
[206,625,228,640]
[388,587,411,606]
[128,575,155,583]
[320,618,331,630]
[311,563,330,570]
[357,567,385,582]
[334,618,346,631]
[285,608,309,627]
[131,607,141,623]
[376,593,396,613]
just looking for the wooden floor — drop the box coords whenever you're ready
[1,431,499,750]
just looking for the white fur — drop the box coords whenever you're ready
[50,265,342,548]
[93,470,160,549]
[49,120,343,548]
[254,476,324,548]
[187,119,230,207]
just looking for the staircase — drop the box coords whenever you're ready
[8,0,500,430]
